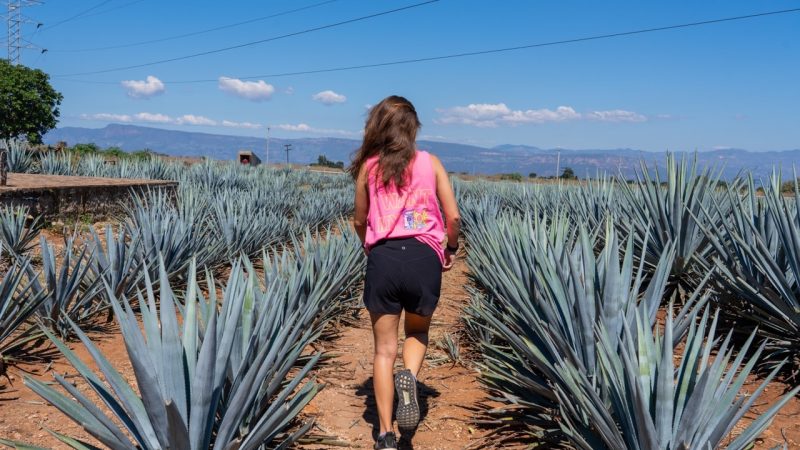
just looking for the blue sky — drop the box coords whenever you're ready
[14,0,800,151]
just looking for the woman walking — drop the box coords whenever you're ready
[350,95,460,450]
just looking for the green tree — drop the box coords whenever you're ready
[528,172,537,178]
[129,149,155,160]
[560,167,577,180]
[0,60,63,144]
[70,143,101,155]
[1,60,62,185]
[103,146,128,159]
[500,172,523,182]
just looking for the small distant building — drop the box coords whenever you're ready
[238,150,261,166]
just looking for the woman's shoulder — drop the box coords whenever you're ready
[415,149,440,162]
[417,150,443,168]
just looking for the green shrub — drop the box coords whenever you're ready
[499,172,523,182]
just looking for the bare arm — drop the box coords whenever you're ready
[353,164,369,247]
[431,155,460,249]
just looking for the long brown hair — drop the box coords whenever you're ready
[349,95,421,191]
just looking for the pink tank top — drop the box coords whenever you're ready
[364,150,446,265]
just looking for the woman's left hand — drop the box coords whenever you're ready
[443,248,456,271]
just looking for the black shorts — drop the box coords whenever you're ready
[363,238,442,316]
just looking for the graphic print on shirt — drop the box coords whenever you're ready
[372,187,434,233]
[402,208,430,230]
[402,210,414,229]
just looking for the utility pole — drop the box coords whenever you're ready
[5,1,45,65]
[555,150,561,178]
[265,126,270,166]
[284,144,292,166]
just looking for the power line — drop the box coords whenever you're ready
[40,0,115,31]
[50,0,340,53]
[54,0,440,76]
[52,6,800,85]
[78,0,149,20]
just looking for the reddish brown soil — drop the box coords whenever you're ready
[300,257,489,449]
[0,329,129,448]
[740,375,800,448]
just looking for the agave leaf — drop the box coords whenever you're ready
[0,438,52,450]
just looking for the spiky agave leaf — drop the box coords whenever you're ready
[206,223,365,393]
[87,225,145,302]
[210,195,290,261]
[38,151,75,176]
[616,153,737,300]
[0,205,43,258]
[125,189,220,280]
[20,256,326,450]
[464,209,710,444]
[699,171,800,368]
[31,236,105,339]
[2,138,34,173]
[0,258,47,373]
[555,307,800,450]
[293,185,353,230]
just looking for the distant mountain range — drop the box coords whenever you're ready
[45,124,800,180]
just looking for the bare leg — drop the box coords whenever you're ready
[370,312,400,434]
[402,312,433,377]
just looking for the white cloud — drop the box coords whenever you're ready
[276,123,313,132]
[218,76,275,101]
[134,112,172,123]
[175,114,217,126]
[222,120,262,129]
[81,111,261,129]
[276,123,357,136]
[585,109,647,123]
[120,76,165,99]
[435,103,647,127]
[312,90,347,105]
[285,86,295,95]
[81,113,133,122]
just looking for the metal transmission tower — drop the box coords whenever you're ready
[5,0,44,65]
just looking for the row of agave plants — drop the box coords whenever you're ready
[0,152,362,448]
[0,152,353,339]
[458,154,800,448]
[2,228,365,448]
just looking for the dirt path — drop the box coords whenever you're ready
[302,255,488,449]
[0,330,130,448]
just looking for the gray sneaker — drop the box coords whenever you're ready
[374,431,397,450]
[394,369,420,432]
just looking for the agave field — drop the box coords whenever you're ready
[0,142,364,448]
[1,140,800,448]
[459,155,800,448]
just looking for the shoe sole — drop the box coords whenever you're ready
[395,371,420,432]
